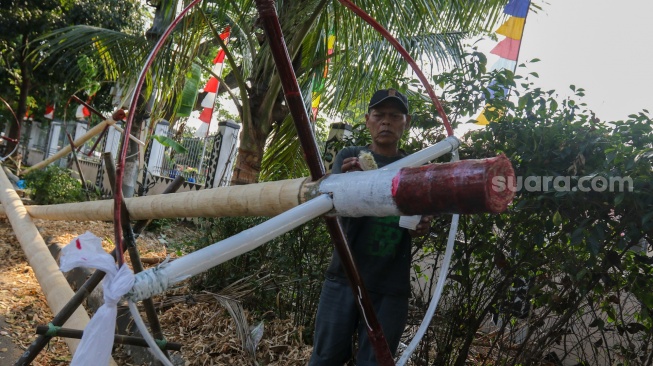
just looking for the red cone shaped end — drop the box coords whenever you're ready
[391,154,516,215]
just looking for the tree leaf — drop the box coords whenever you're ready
[152,135,188,154]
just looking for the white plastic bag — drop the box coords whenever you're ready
[60,231,134,366]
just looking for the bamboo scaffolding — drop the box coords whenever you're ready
[0,165,118,365]
[21,118,117,175]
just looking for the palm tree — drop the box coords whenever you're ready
[38,0,511,185]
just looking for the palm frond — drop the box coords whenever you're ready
[260,113,311,181]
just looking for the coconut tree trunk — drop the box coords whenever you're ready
[8,33,31,155]
[230,83,279,185]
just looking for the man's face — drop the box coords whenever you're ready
[365,100,411,147]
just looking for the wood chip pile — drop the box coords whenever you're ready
[0,218,313,365]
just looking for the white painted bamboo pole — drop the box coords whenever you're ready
[127,194,334,302]
[21,119,117,175]
[382,135,460,170]
[0,166,117,365]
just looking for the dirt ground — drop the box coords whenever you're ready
[0,217,312,365]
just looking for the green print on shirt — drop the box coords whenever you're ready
[364,217,403,257]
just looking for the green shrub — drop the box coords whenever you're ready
[24,166,89,204]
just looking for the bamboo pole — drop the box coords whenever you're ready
[0,165,117,365]
[70,96,145,146]
[35,326,183,351]
[0,177,306,221]
[21,118,116,175]
[66,133,91,201]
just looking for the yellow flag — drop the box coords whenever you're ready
[475,110,490,125]
[496,16,525,40]
[312,94,321,108]
[475,105,504,125]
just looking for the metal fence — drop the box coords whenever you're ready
[155,133,218,185]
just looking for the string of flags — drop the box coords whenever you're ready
[310,30,335,122]
[476,0,531,125]
[195,26,231,138]
[36,101,89,121]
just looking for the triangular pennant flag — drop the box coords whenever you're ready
[44,104,55,120]
[203,77,219,93]
[489,58,517,73]
[475,0,530,127]
[194,120,209,137]
[198,107,213,123]
[504,0,530,17]
[475,110,490,126]
[490,37,521,61]
[496,16,526,40]
[475,105,504,126]
[201,91,216,109]
[76,104,91,120]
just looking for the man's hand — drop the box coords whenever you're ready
[409,215,432,237]
[341,157,363,173]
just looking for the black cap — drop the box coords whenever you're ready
[368,88,409,114]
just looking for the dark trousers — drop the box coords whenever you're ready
[309,278,408,366]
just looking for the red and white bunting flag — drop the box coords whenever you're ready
[76,104,91,120]
[195,26,231,138]
[44,104,55,120]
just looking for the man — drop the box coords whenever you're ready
[309,89,432,365]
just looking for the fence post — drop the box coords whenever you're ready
[205,120,240,188]
[45,120,62,160]
[23,121,41,166]
[146,120,169,177]
[73,121,89,155]
[74,121,88,140]
[104,121,123,161]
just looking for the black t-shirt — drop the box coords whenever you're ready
[326,146,412,297]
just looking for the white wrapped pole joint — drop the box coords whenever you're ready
[318,168,402,217]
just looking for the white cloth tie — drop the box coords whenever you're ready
[60,231,135,366]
